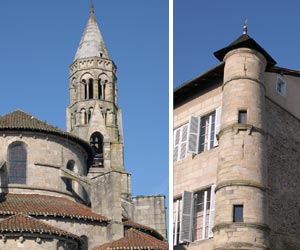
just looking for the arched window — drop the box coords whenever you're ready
[90,132,103,154]
[87,107,93,123]
[8,142,27,184]
[82,79,87,100]
[88,78,93,99]
[80,109,86,124]
[98,79,102,99]
[66,160,75,192]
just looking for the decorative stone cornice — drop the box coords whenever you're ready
[215,180,268,192]
[217,123,267,140]
[213,222,271,234]
[222,76,266,91]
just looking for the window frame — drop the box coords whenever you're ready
[173,185,216,245]
[8,142,27,184]
[276,76,286,97]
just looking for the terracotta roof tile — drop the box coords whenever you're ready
[91,228,169,250]
[0,110,93,158]
[0,193,109,222]
[0,213,80,240]
[123,220,164,240]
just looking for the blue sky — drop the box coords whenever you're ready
[0,1,168,199]
[174,0,300,87]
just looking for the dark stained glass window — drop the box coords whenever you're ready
[8,143,27,184]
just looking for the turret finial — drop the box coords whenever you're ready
[243,19,248,35]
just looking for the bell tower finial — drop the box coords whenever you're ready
[243,19,248,35]
[90,0,95,19]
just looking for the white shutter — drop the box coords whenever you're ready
[187,116,200,154]
[173,200,180,246]
[179,124,188,159]
[173,129,180,161]
[214,107,221,146]
[208,185,216,238]
[179,191,194,242]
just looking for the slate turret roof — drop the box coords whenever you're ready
[214,33,277,67]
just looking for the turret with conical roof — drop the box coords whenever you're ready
[213,26,271,249]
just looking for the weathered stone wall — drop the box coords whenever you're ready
[41,217,107,250]
[0,131,89,202]
[0,235,77,250]
[132,195,167,239]
[266,98,300,250]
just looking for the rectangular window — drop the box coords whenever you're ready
[199,112,216,153]
[276,77,286,96]
[173,185,216,245]
[238,110,247,124]
[233,205,244,222]
[174,124,188,162]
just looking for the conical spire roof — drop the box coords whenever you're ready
[74,3,110,60]
[214,33,276,67]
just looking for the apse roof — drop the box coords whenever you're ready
[0,193,109,223]
[0,109,94,160]
[123,220,164,241]
[91,228,168,250]
[0,213,80,241]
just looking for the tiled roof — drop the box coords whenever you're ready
[123,220,164,241]
[0,193,109,222]
[91,228,169,250]
[0,213,80,240]
[0,110,93,159]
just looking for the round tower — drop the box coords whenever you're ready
[212,29,276,249]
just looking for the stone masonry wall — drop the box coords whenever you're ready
[132,195,167,239]
[266,98,300,249]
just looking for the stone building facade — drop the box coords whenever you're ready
[173,27,300,250]
[0,4,167,250]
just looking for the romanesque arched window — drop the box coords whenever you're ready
[82,79,87,100]
[8,142,27,184]
[98,79,102,99]
[80,108,86,124]
[87,107,93,123]
[66,160,75,192]
[88,78,93,99]
[90,132,103,154]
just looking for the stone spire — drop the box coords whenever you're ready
[74,3,110,60]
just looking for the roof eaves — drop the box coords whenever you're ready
[174,62,224,93]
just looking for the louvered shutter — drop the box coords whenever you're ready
[179,125,188,159]
[214,107,221,146]
[208,185,216,238]
[187,116,200,154]
[173,200,180,246]
[173,129,180,161]
[180,191,194,242]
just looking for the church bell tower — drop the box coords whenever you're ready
[67,4,124,171]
